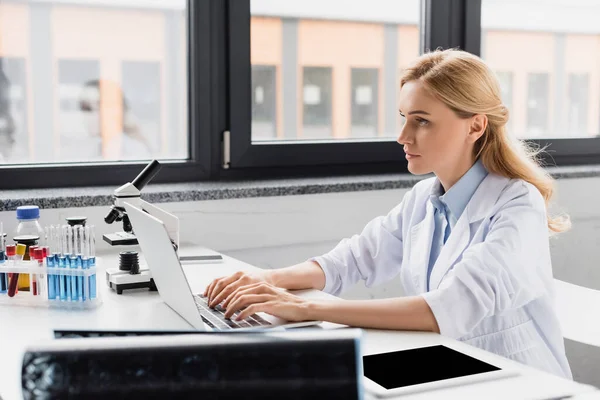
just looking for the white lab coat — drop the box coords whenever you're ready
[314,173,572,379]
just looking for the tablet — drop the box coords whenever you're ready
[362,345,519,397]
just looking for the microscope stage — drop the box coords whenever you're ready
[103,232,138,246]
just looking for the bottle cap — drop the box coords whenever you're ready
[66,216,87,227]
[16,206,40,220]
[33,248,44,260]
[13,235,40,245]
[6,245,16,257]
[16,244,26,256]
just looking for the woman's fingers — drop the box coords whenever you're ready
[223,282,269,308]
[209,278,247,308]
[236,302,274,321]
[203,277,222,297]
[224,294,272,319]
[207,272,243,304]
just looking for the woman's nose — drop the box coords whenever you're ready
[397,124,413,145]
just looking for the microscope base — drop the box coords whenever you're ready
[106,267,157,295]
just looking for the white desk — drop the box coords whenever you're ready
[0,249,598,400]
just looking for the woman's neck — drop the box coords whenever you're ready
[436,156,477,192]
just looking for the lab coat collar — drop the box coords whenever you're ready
[423,172,512,292]
[465,173,512,223]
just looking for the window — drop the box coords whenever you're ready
[247,1,420,144]
[351,68,379,138]
[6,0,599,190]
[229,0,423,170]
[567,73,589,136]
[526,73,549,137]
[0,0,188,166]
[482,0,600,143]
[252,65,277,139]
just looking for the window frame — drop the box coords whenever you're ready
[223,0,482,173]
[2,0,600,190]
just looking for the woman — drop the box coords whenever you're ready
[204,49,572,379]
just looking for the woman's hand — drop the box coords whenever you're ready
[203,270,272,308]
[223,282,311,322]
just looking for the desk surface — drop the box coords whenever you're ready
[0,248,598,400]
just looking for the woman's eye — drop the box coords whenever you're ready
[416,118,429,126]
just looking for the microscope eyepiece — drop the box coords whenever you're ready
[131,160,162,191]
[104,207,121,224]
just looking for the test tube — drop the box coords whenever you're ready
[58,225,68,301]
[45,226,55,300]
[82,225,90,301]
[66,225,77,301]
[33,248,45,298]
[53,225,60,298]
[0,222,6,294]
[29,246,39,296]
[8,244,26,297]
[73,225,83,302]
[5,245,16,295]
[88,225,96,299]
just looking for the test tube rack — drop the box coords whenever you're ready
[0,260,102,309]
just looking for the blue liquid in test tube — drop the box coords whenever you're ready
[81,225,91,301]
[54,253,60,298]
[59,225,69,301]
[89,225,96,299]
[66,225,78,301]
[73,225,83,302]
[45,226,55,300]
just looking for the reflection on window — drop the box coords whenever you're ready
[302,67,332,139]
[121,61,161,160]
[0,57,28,163]
[526,73,549,137]
[351,68,379,138]
[567,73,588,136]
[496,71,513,131]
[252,65,277,140]
[58,59,100,161]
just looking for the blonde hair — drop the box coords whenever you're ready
[400,49,570,233]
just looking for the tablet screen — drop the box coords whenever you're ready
[363,345,500,390]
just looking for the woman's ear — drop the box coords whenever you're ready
[468,114,487,143]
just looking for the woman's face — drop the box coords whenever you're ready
[397,80,481,179]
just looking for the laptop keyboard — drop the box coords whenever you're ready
[193,295,272,330]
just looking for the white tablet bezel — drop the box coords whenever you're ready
[361,347,520,398]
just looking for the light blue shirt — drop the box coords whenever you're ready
[427,159,488,291]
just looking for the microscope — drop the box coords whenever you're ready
[103,160,180,294]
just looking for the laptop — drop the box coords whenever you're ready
[124,202,322,331]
